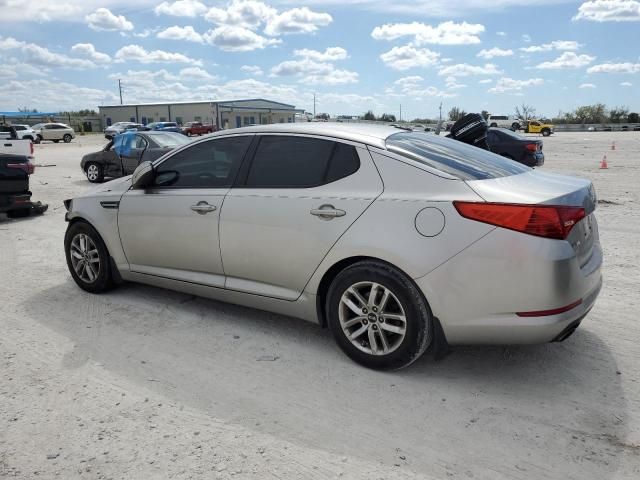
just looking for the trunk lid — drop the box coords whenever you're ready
[465,170,597,267]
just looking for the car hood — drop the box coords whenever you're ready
[81,151,106,164]
[79,175,132,199]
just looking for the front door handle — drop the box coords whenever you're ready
[191,201,217,215]
[310,204,346,220]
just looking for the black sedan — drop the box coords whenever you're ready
[80,131,190,183]
[486,127,544,167]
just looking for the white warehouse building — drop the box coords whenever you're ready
[98,98,305,130]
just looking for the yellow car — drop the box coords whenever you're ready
[524,120,554,136]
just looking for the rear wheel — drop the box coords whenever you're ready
[326,261,432,370]
[35,135,42,143]
[490,122,498,128]
[85,163,104,183]
[541,128,551,137]
[64,221,113,293]
[511,122,520,131]
[63,134,72,143]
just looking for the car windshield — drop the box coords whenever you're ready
[386,132,529,180]
[151,133,189,147]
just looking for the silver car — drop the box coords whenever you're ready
[63,123,602,370]
[32,123,75,143]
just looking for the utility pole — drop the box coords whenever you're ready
[399,104,402,122]
[118,79,123,105]
[313,93,316,118]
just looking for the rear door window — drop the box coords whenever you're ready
[386,132,529,180]
[245,136,360,188]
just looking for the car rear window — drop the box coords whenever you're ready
[152,133,190,147]
[386,132,529,180]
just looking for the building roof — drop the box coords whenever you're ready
[99,98,298,110]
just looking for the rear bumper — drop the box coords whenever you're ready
[0,192,32,213]
[414,227,603,345]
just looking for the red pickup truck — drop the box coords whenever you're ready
[181,122,216,136]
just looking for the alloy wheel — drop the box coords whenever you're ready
[86,164,99,181]
[338,281,407,355]
[70,233,100,283]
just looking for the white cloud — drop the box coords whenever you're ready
[264,7,332,35]
[154,0,207,17]
[415,86,457,98]
[205,1,277,28]
[0,67,18,78]
[85,8,133,32]
[70,43,111,64]
[203,25,281,52]
[488,77,544,93]
[579,83,596,88]
[371,21,485,45]
[241,65,264,75]
[293,47,348,62]
[477,47,514,59]
[179,66,217,81]
[520,40,581,52]
[497,31,507,36]
[438,63,502,76]
[522,34,532,42]
[157,25,204,43]
[587,62,640,73]
[574,1,640,22]
[270,58,358,85]
[0,36,96,69]
[394,75,424,89]
[114,44,202,65]
[536,52,595,69]
[620,81,633,86]
[478,78,493,84]
[306,69,358,85]
[380,45,440,71]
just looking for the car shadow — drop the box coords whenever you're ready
[22,280,633,479]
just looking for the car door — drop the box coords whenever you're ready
[120,134,148,174]
[219,134,383,301]
[117,135,253,287]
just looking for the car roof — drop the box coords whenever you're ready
[212,122,404,149]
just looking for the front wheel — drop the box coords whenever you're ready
[85,163,104,183]
[63,134,72,143]
[326,261,433,370]
[489,122,498,128]
[64,222,113,293]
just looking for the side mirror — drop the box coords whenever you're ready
[131,161,155,189]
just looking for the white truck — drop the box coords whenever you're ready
[0,125,35,160]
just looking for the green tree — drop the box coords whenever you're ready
[608,106,629,123]
[363,110,376,121]
[628,112,639,123]
[514,103,537,122]
[379,113,397,122]
[448,107,466,122]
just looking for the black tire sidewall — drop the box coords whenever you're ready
[326,262,432,370]
[64,222,113,293]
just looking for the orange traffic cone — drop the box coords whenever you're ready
[611,142,616,151]
[600,155,608,169]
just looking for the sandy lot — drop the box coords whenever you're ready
[1,132,639,479]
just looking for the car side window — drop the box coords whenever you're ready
[245,136,360,188]
[154,136,252,189]
[135,136,148,149]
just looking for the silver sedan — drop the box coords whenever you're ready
[63,123,602,370]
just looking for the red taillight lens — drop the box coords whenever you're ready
[525,143,538,152]
[7,162,35,175]
[453,202,586,240]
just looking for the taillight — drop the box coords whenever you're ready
[453,202,586,240]
[30,142,34,155]
[7,162,35,175]
[525,143,538,152]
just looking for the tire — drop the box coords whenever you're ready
[541,128,551,137]
[511,122,520,131]
[24,135,34,142]
[64,221,113,293]
[490,122,498,128]
[36,135,42,144]
[326,261,433,370]
[63,134,72,143]
[7,209,30,218]
[85,162,104,183]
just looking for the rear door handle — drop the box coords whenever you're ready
[191,201,217,215]
[310,204,346,220]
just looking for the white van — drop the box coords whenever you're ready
[487,115,521,130]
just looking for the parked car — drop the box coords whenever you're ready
[146,122,183,134]
[182,121,215,136]
[80,131,190,183]
[104,122,147,140]
[7,124,37,141]
[487,127,544,167]
[63,123,602,370]
[523,120,554,137]
[31,123,75,143]
[0,153,34,217]
[488,115,521,130]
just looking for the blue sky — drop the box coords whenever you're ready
[0,0,638,120]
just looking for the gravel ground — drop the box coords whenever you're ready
[1,132,639,479]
